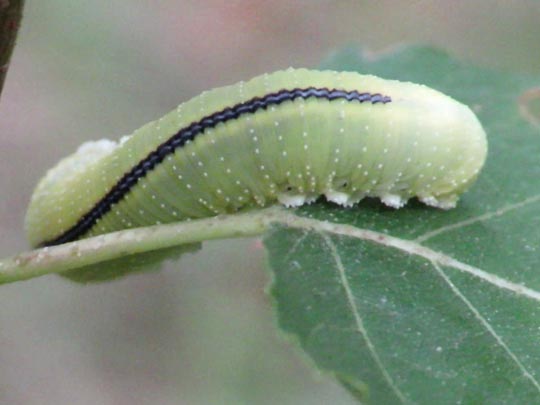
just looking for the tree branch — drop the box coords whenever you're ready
[0,0,25,99]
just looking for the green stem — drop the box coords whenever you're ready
[0,207,289,284]
[0,0,25,98]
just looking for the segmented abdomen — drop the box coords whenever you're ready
[25,68,487,247]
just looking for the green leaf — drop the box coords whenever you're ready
[265,45,540,404]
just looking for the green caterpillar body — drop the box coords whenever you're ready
[25,68,487,248]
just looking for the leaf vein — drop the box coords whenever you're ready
[431,260,540,392]
[415,194,540,243]
[320,232,410,404]
[287,215,540,303]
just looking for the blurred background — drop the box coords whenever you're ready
[0,1,539,404]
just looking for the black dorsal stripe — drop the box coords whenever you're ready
[41,87,391,246]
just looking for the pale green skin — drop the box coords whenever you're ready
[25,68,487,247]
